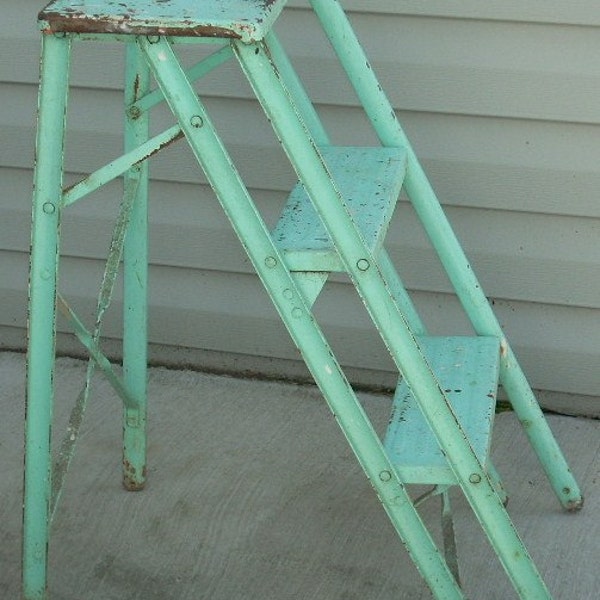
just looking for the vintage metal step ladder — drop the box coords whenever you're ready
[24,1,583,598]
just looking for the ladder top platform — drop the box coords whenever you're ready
[39,0,288,41]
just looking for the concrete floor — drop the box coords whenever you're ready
[1,350,599,599]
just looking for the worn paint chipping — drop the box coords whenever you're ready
[39,0,288,41]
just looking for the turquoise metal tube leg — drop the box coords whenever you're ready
[138,36,464,600]
[122,42,150,491]
[235,37,552,599]
[264,31,330,145]
[23,32,72,600]
[310,0,582,512]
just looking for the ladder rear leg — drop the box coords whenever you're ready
[310,0,582,513]
[122,42,150,491]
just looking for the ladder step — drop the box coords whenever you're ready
[384,336,500,485]
[40,0,288,41]
[272,146,407,272]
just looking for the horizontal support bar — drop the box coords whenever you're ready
[57,294,139,410]
[131,44,234,115]
[68,33,227,45]
[62,124,183,207]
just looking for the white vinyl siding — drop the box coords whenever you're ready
[1,1,599,415]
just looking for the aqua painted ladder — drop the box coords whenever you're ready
[24,1,583,598]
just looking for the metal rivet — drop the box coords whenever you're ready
[283,289,294,300]
[42,202,55,214]
[190,115,204,128]
[357,259,370,271]
[128,105,142,120]
[291,307,303,319]
[469,473,482,484]
[126,412,140,428]
[40,269,52,281]
[265,256,277,268]
[379,470,392,482]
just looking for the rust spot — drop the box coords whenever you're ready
[40,12,242,39]
[122,461,147,492]
[123,477,146,492]
[62,180,77,195]
[139,129,185,163]
[565,497,584,512]
[133,74,141,100]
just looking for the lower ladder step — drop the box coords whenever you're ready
[384,336,500,485]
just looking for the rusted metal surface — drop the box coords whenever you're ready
[39,0,288,41]
[122,460,147,491]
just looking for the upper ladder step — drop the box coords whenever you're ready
[272,146,407,273]
[384,336,501,486]
[39,0,287,41]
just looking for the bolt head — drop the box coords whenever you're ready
[379,470,392,482]
[190,115,204,128]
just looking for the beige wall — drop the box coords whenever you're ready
[1,1,599,415]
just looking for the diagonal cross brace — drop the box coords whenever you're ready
[51,172,143,517]
[62,124,183,207]
[56,295,139,412]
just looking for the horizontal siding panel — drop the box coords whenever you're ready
[0,168,280,274]
[2,2,599,410]
[2,250,599,398]
[289,0,600,27]
[10,1,600,33]
[7,16,600,128]
[4,79,600,218]
[387,204,600,310]
[2,3,41,39]
[0,85,299,191]
[3,168,599,311]
[282,12,600,121]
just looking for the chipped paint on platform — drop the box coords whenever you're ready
[39,0,288,42]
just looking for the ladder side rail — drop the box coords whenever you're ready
[23,32,72,600]
[266,31,330,146]
[265,30,332,307]
[138,36,464,600]
[309,0,583,511]
[235,35,552,599]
